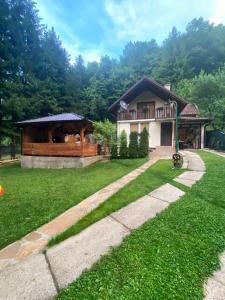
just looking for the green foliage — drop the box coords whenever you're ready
[129,131,139,158]
[1,1,225,144]
[110,142,118,159]
[93,119,116,146]
[139,127,149,158]
[175,67,225,129]
[119,130,128,159]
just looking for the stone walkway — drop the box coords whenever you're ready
[0,151,207,300]
[174,150,205,187]
[204,252,225,300]
[0,157,159,271]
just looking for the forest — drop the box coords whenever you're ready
[1,0,225,152]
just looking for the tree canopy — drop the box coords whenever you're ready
[1,0,225,146]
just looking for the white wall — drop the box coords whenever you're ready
[149,121,161,147]
[117,122,130,143]
[117,121,161,148]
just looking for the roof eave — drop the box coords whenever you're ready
[108,76,188,112]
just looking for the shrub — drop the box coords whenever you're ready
[139,127,149,157]
[110,142,118,159]
[129,131,139,158]
[119,130,129,158]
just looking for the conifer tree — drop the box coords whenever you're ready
[119,130,128,158]
[129,131,139,158]
[110,142,118,159]
[139,127,149,157]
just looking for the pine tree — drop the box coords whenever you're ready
[139,127,149,157]
[129,131,139,158]
[119,130,128,158]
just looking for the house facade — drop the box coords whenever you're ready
[109,76,211,151]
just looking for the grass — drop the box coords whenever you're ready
[48,160,184,247]
[56,151,225,300]
[0,158,146,249]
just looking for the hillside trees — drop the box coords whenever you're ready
[1,0,225,150]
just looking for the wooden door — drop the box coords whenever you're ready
[137,102,155,119]
[161,122,172,146]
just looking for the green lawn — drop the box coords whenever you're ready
[56,151,225,300]
[49,160,184,247]
[0,158,146,249]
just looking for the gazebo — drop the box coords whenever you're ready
[16,113,100,168]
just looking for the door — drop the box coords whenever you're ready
[161,122,172,146]
[137,102,155,119]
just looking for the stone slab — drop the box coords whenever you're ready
[15,239,48,261]
[149,183,185,203]
[209,253,225,286]
[174,178,196,187]
[188,163,206,172]
[176,171,205,181]
[204,278,225,300]
[24,231,42,242]
[111,195,169,229]
[0,254,57,300]
[47,216,130,289]
[39,207,84,237]
[0,241,21,260]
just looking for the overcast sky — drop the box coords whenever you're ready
[36,0,225,63]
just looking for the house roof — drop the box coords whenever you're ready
[179,116,212,123]
[16,113,89,126]
[108,76,188,112]
[180,103,199,116]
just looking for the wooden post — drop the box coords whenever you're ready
[80,127,85,143]
[48,125,53,143]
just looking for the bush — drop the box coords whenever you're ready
[110,142,118,159]
[119,130,129,158]
[139,127,149,157]
[129,131,139,158]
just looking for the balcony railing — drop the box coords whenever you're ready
[118,107,175,121]
[155,107,175,119]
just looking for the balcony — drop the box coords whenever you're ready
[118,107,175,121]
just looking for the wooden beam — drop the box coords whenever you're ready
[80,127,86,143]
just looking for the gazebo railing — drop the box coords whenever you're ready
[22,142,97,157]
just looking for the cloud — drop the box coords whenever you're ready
[104,0,216,44]
[35,0,224,63]
[210,0,225,24]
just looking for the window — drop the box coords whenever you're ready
[141,123,149,132]
[130,123,138,132]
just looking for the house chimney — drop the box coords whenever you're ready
[164,84,171,91]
